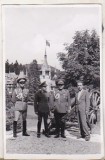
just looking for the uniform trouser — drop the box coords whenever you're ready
[37,112,49,134]
[54,112,66,135]
[77,110,90,138]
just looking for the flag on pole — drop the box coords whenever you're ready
[46,40,50,47]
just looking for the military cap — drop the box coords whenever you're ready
[39,81,47,87]
[17,74,27,83]
[57,80,64,85]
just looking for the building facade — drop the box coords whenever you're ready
[39,53,56,92]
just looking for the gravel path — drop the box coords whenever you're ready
[6,105,101,154]
[6,132,101,154]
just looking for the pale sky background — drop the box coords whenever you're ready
[2,5,101,70]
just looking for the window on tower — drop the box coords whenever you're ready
[46,71,49,75]
[39,71,42,75]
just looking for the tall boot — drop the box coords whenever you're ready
[61,131,66,138]
[13,121,17,137]
[54,113,60,138]
[44,119,50,138]
[37,121,41,138]
[22,120,30,136]
[54,127,60,138]
[61,122,66,138]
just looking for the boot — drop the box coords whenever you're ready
[22,121,30,136]
[61,129,66,138]
[54,128,60,138]
[37,121,41,137]
[61,134,66,138]
[61,125,66,138]
[37,133,41,138]
[13,121,17,137]
[45,132,50,138]
[54,134,59,138]
[44,126,50,138]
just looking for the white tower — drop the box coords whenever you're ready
[39,50,52,91]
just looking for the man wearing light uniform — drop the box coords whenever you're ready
[12,74,30,137]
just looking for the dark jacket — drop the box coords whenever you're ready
[34,90,50,113]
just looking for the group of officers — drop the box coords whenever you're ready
[11,74,90,141]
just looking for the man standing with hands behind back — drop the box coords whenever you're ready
[34,81,50,138]
[76,80,90,141]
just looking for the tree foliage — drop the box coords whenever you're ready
[5,59,10,73]
[5,60,27,75]
[14,60,20,75]
[28,60,40,101]
[9,63,14,73]
[57,30,100,88]
[6,87,21,131]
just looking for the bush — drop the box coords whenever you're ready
[6,88,21,131]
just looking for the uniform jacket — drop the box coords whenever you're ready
[75,89,90,113]
[12,87,29,104]
[52,89,71,113]
[34,90,50,113]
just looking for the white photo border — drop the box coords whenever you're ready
[0,0,105,159]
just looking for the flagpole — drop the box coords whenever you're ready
[45,40,50,55]
[45,42,47,56]
[44,41,48,66]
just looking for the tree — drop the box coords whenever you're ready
[9,63,14,72]
[19,63,23,71]
[23,65,26,75]
[5,59,10,73]
[28,60,40,101]
[14,60,20,75]
[57,30,100,88]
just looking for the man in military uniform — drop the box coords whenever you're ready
[34,81,50,138]
[12,74,30,137]
[52,80,71,138]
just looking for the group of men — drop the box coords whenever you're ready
[34,80,90,141]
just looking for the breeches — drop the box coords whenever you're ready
[14,110,27,121]
[37,112,49,133]
[54,112,66,134]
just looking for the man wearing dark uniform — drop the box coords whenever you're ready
[52,80,71,138]
[34,81,50,138]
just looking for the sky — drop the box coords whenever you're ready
[2,5,101,70]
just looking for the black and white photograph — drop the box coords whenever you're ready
[2,3,104,159]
